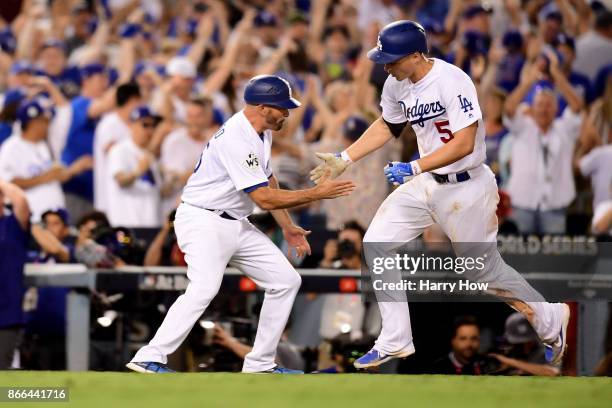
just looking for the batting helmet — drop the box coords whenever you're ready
[367,20,428,64]
[244,75,301,109]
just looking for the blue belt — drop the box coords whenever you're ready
[431,171,471,184]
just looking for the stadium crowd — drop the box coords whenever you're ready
[0,0,611,373]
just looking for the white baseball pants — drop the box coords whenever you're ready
[364,164,565,355]
[131,203,301,372]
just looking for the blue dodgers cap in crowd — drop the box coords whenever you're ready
[538,3,563,23]
[80,63,107,78]
[0,28,16,54]
[130,106,159,121]
[10,61,33,75]
[342,116,369,141]
[2,88,26,108]
[462,30,491,55]
[554,33,575,50]
[134,61,164,78]
[17,98,55,128]
[254,11,278,27]
[41,39,66,51]
[419,17,444,35]
[463,4,493,19]
[502,30,524,51]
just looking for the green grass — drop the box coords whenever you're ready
[0,372,611,408]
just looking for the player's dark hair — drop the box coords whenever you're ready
[116,82,141,107]
[342,220,366,239]
[451,315,480,339]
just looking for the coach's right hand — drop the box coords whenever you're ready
[313,169,356,199]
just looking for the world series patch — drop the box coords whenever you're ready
[244,153,260,170]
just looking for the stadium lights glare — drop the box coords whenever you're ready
[199,320,215,330]
[97,310,118,327]
[340,323,352,334]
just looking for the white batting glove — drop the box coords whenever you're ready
[310,152,351,184]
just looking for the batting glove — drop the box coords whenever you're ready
[384,161,421,185]
[310,152,351,184]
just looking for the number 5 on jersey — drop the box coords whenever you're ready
[435,120,454,144]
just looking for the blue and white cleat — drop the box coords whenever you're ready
[126,361,176,373]
[544,303,571,366]
[354,345,415,369]
[258,366,304,374]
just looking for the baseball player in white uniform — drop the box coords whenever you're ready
[310,21,571,369]
[127,75,355,374]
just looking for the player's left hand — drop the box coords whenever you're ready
[283,224,312,258]
[384,161,417,185]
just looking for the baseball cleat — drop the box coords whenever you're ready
[126,361,176,373]
[544,303,571,366]
[354,345,415,369]
[257,366,304,374]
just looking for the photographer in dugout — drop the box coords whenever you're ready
[488,313,559,376]
[319,220,366,271]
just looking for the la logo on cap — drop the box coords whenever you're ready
[377,36,383,51]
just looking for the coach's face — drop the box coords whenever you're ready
[451,324,480,362]
[260,105,289,131]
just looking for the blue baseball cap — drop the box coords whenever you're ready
[502,30,524,51]
[0,28,16,54]
[80,63,107,78]
[342,116,369,142]
[17,98,55,129]
[462,30,491,55]
[554,33,575,50]
[463,4,493,19]
[3,88,26,108]
[134,61,165,78]
[41,39,66,52]
[420,17,444,35]
[254,11,278,27]
[130,106,160,122]
[10,61,33,75]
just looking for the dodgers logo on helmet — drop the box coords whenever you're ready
[367,20,428,64]
[243,75,301,109]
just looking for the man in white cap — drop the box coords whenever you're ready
[152,56,197,123]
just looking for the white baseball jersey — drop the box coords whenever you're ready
[181,110,273,220]
[0,135,65,221]
[579,144,612,208]
[106,138,162,227]
[93,112,131,212]
[160,127,208,216]
[380,58,486,175]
